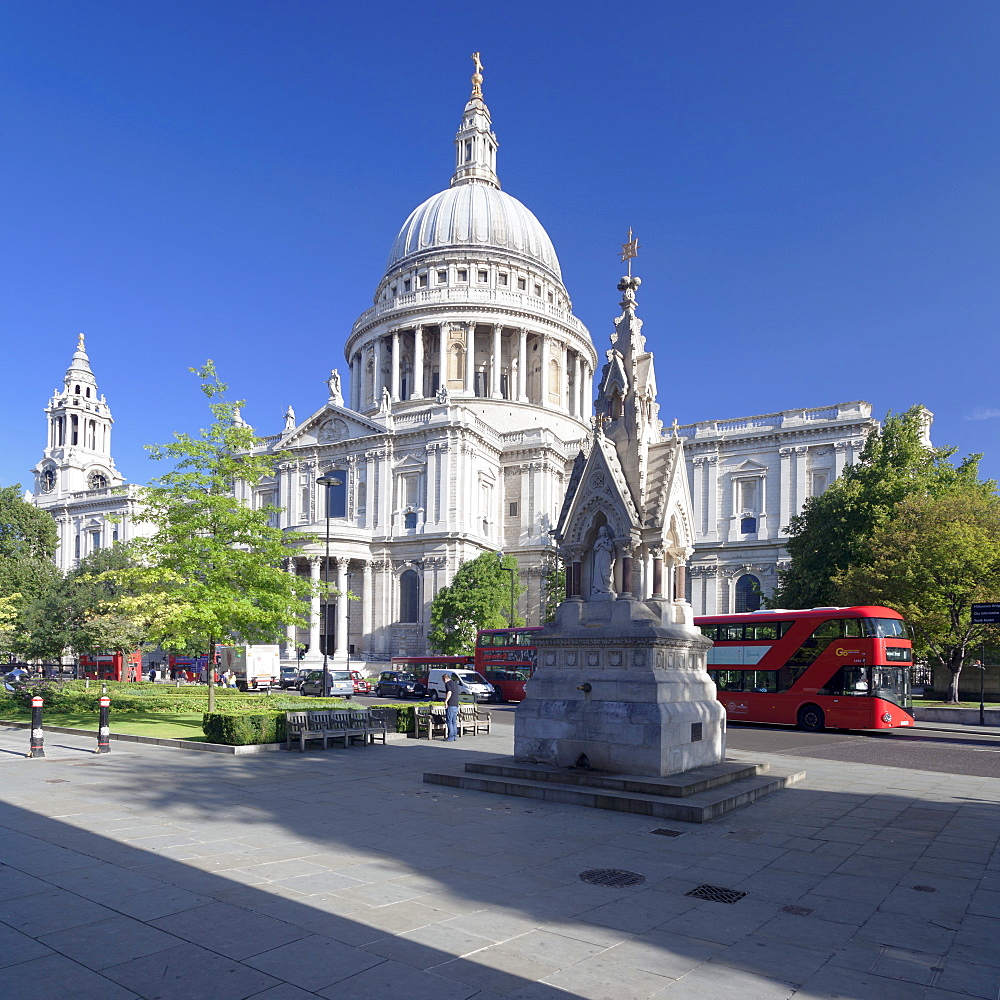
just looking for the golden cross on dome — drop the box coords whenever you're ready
[470,52,484,99]
[620,227,640,276]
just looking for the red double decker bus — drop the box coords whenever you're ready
[696,606,914,731]
[79,651,142,682]
[475,627,542,702]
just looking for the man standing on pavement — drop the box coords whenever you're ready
[443,671,461,741]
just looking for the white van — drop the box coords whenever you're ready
[426,669,495,703]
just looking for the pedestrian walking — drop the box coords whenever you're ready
[443,671,461,741]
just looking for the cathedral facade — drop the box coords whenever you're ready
[250,63,597,664]
[26,61,903,656]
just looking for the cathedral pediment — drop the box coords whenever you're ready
[278,404,385,448]
[728,458,768,473]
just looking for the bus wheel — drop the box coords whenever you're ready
[797,705,825,732]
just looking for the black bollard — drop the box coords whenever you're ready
[29,696,45,758]
[96,695,111,754]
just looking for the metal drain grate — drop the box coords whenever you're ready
[579,868,646,888]
[686,883,746,904]
[781,904,814,916]
[912,885,937,893]
[651,828,684,837]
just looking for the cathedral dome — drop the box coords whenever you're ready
[387,182,562,281]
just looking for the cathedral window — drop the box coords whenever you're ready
[534,284,542,296]
[517,277,526,291]
[457,269,468,282]
[90,529,102,552]
[735,574,762,613]
[71,414,79,444]
[85,387,91,398]
[418,273,428,288]
[357,481,367,516]
[74,385,80,394]
[478,270,488,283]
[464,139,472,163]
[811,472,829,496]
[437,270,447,283]
[399,570,419,622]
[403,279,411,293]
[740,516,757,534]
[498,273,508,286]
[509,501,518,517]
[404,511,417,530]
[323,473,347,518]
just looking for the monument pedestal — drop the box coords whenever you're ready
[514,596,726,777]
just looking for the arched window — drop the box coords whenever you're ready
[735,574,762,614]
[740,516,757,533]
[399,570,419,623]
[404,511,417,529]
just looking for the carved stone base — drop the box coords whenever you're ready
[514,597,725,777]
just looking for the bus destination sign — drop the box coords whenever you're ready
[971,603,1000,624]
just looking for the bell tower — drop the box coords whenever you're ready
[33,334,124,503]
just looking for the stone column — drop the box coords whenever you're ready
[308,556,321,658]
[491,323,502,397]
[465,322,476,395]
[651,545,664,598]
[674,563,686,602]
[438,323,448,393]
[794,446,809,518]
[361,560,372,657]
[349,354,359,410]
[373,337,384,400]
[619,541,634,598]
[412,326,424,398]
[573,353,583,417]
[335,558,349,660]
[561,341,570,410]
[391,330,400,401]
[539,334,549,407]
[518,328,528,401]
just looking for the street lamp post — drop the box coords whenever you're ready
[496,551,516,625]
[316,474,342,698]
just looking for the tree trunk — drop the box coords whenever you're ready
[946,649,963,703]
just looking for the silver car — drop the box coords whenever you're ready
[300,669,354,698]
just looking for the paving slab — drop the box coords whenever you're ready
[0,725,998,1000]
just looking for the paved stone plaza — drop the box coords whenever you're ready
[0,723,997,1000]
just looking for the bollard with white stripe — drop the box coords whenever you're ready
[96,695,111,754]
[29,696,45,758]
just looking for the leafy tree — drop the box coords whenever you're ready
[16,542,145,661]
[774,405,979,608]
[836,481,1000,702]
[428,552,524,655]
[113,362,313,710]
[540,557,565,625]
[0,484,61,639]
[0,593,20,652]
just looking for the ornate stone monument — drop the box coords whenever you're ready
[514,267,726,777]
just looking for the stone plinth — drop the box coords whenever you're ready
[514,597,725,777]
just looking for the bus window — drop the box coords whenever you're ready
[712,670,745,692]
[821,666,870,696]
[747,623,779,641]
[700,625,719,640]
[724,626,743,641]
[861,618,909,639]
[747,671,779,692]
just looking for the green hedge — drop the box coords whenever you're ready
[201,702,417,745]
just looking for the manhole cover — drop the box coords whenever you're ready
[912,885,937,893]
[579,868,646,888]
[651,829,684,837]
[686,884,746,904]
[781,904,814,916]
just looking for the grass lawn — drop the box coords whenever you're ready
[0,710,208,741]
[917,700,1000,708]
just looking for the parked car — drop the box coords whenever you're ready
[350,670,371,695]
[425,668,495,702]
[374,671,426,699]
[299,669,353,698]
[278,666,304,690]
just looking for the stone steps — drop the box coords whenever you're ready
[422,757,805,823]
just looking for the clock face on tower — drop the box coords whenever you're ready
[41,468,56,493]
[88,472,109,490]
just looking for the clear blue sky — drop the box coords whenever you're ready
[2,1,998,490]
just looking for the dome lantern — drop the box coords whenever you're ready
[452,52,500,190]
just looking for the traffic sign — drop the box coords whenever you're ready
[970,603,1000,624]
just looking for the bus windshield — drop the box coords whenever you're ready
[860,618,910,639]
[871,666,911,708]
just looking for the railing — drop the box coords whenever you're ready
[672,401,871,440]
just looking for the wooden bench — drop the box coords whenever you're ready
[458,704,491,736]
[330,710,368,746]
[285,711,331,752]
[414,705,447,739]
[360,710,389,744]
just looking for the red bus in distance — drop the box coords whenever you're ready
[696,606,914,731]
[475,627,541,702]
[79,651,142,682]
